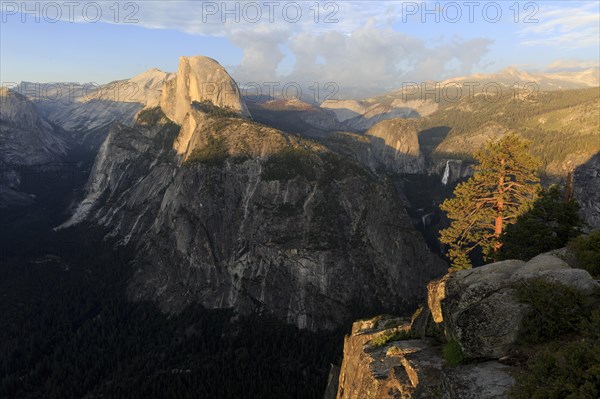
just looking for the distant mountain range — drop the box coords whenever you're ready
[4,61,599,225]
[438,66,600,90]
[15,69,174,149]
[9,65,597,140]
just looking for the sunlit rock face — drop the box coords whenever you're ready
[365,119,425,174]
[160,56,249,124]
[335,316,515,399]
[160,56,250,156]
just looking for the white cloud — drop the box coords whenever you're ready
[546,59,600,71]
[114,1,492,96]
[229,28,291,82]
[5,1,493,96]
[518,1,600,48]
[284,25,492,96]
[120,1,412,36]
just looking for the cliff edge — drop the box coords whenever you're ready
[333,250,600,398]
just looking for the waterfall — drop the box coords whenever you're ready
[422,215,427,228]
[441,160,450,185]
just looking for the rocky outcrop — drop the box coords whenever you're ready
[334,250,599,398]
[429,252,599,359]
[574,153,600,230]
[335,316,515,399]
[438,361,517,399]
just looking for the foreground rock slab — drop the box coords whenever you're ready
[429,251,599,359]
[335,316,515,399]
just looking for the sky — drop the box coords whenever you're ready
[1,0,599,96]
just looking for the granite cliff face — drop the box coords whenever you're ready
[0,88,67,206]
[160,56,249,125]
[160,56,250,157]
[365,119,425,174]
[0,87,66,164]
[574,153,600,230]
[316,119,426,176]
[64,109,446,330]
[62,56,447,330]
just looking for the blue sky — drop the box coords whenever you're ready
[1,1,599,93]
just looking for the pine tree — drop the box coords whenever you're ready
[440,134,541,269]
[498,185,582,261]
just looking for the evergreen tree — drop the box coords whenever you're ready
[498,185,582,261]
[440,134,541,269]
[568,230,600,278]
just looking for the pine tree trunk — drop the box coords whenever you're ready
[494,159,505,252]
